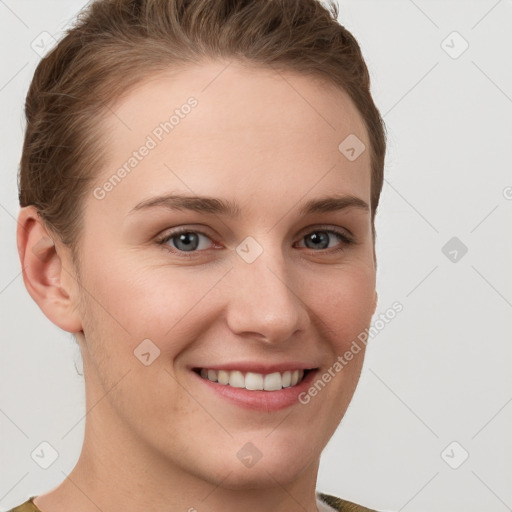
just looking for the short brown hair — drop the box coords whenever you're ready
[19,0,386,266]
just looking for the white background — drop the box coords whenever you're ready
[1,1,511,511]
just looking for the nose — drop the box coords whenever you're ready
[225,247,310,345]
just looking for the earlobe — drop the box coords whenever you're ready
[16,206,83,333]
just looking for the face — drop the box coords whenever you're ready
[71,61,377,488]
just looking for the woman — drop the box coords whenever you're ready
[12,0,386,511]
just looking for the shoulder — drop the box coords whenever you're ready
[4,497,40,512]
[318,491,381,512]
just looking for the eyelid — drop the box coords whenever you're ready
[297,223,354,241]
[156,227,218,252]
[156,224,355,256]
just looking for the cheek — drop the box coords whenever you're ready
[79,248,225,355]
[311,263,376,349]
[80,232,375,361]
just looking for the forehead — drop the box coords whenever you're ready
[91,61,371,218]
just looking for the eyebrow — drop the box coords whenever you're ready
[128,193,369,217]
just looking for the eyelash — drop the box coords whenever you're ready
[156,226,355,258]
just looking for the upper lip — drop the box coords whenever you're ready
[191,362,319,374]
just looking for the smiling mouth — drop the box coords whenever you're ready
[193,368,315,391]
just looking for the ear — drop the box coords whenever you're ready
[16,206,83,333]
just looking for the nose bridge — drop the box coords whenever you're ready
[226,240,308,343]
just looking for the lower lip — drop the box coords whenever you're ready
[192,369,319,412]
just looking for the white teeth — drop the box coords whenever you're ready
[197,368,308,391]
[229,370,245,388]
[282,370,292,388]
[245,372,263,390]
[218,369,230,385]
[263,372,282,391]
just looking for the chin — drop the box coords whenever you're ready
[197,438,318,490]
[214,459,311,490]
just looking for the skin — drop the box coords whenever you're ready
[17,61,377,512]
